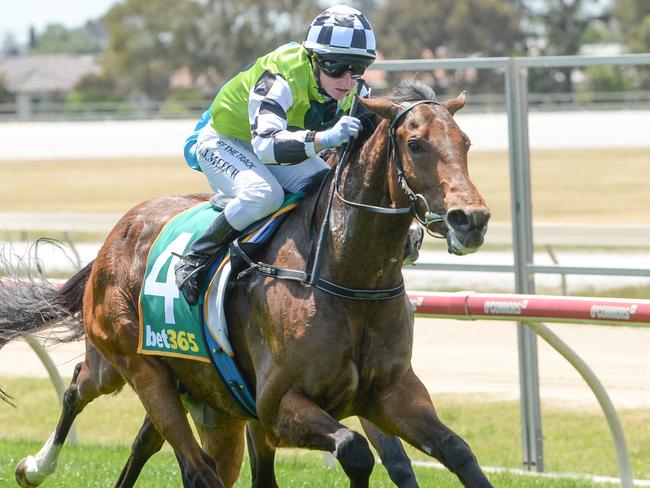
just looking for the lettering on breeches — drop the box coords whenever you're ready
[199,140,256,180]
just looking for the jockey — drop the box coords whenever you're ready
[176,4,422,306]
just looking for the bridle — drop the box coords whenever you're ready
[333,99,448,237]
[231,96,449,300]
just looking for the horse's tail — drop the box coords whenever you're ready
[0,259,93,404]
[0,259,93,349]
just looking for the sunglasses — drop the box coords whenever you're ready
[317,59,368,78]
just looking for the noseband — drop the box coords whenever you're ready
[334,99,447,236]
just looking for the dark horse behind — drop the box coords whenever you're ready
[0,81,491,487]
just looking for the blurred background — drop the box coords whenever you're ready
[0,0,648,118]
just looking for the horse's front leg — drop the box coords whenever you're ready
[246,420,279,488]
[370,368,492,488]
[359,418,419,488]
[261,390,375,488]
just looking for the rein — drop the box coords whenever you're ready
[231,93,445,300]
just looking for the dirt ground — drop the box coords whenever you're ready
[1,317,648,410]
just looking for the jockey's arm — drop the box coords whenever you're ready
[249,72,370,165]
[249,71,317,165]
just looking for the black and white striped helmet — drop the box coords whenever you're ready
[304,5,376,61]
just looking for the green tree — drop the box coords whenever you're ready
[102,0,205,100]
[517,0,613,93]
[611,0,650,90]
[374,0,524,93]
[190,0,319,85]
[102,0,320,101]
[612,0,650,52]
[0,75,13,104]
[29,21,106,54]
[68,73,122,102]
[376,0,523,59]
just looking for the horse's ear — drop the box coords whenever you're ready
[358,97,400,120]
[444,91,467,115]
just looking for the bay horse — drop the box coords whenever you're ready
[0,80,491,487]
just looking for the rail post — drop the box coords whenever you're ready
[505,58,544,472]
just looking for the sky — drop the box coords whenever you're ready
[0,0,119,45]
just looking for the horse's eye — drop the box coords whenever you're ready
[407,139,421,153]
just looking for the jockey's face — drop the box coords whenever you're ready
[319,70,356,100]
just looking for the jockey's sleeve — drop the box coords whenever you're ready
[249,71,317,165]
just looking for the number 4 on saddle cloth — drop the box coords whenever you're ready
[138,193,304,417]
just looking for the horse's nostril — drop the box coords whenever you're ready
[447,209,491,233]
[446,209,472,232]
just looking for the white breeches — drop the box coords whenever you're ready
[196,125,329,231]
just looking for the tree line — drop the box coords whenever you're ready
[1,0,649,104]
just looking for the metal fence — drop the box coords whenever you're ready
[5,90,650,120]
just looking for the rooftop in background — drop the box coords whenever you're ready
[0,54,101,94]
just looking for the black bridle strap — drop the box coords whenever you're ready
[231,240,405,300]
[333,99,445,222]
[330,101,439,216]
[389,100,448,229]
[231,94,447,301]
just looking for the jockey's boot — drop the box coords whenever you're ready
[403,222,424,266]
[175,213,238,305]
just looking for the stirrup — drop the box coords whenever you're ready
[175,254,210,305]
[175,263,205,289]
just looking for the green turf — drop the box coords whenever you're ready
[0,439,618,487]
[1,377,648,485]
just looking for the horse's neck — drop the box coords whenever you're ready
[320,121,412,288]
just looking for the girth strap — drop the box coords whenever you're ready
[230,240,405,301]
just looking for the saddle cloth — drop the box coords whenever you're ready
[138,194,303,416]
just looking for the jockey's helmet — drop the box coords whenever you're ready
[304,4,376,71]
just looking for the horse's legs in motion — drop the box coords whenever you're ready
[264,391,375,488]
[114,415,165,488]
[15,346,126,487]
[371,369,492,488]
[184,396,246,488]
[120,356,224,488]
[359,418,419,488]
[245,420,279,488]
[246,415,417,488]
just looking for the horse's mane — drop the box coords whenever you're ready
[348,80,436,155]
[389,80,436,103]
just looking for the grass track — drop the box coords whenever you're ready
[0,437,624,487]
[1,378,649,486]
[0,438,615,487]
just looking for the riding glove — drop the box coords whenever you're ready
[319,116,361,149]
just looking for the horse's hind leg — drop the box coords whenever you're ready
[119,356,224,488]
[15,345,125,487]
[184,396,245,488]
[359,418,419,488]
[114,415,165,488]
[370,369,492,488]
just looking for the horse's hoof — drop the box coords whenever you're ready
[15,457,41,488]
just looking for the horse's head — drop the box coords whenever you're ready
[360,88,490,255]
